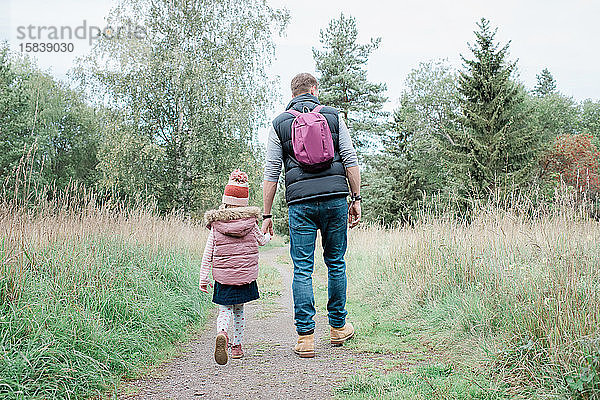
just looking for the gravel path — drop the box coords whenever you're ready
[120,246,390,400]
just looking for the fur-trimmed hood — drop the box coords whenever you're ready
[204,206,261,228]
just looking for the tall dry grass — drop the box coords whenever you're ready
[344,190,600,398]
[0,159,211,399]
[0,180,209,299]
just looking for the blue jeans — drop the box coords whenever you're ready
[288,196,348,334]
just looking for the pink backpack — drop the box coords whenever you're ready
[287,105,335,171]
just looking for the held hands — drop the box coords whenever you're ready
[199,282,213,293]
[348,201,361,229]
[261,218,274,235]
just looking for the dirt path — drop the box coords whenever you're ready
[121,246,389,400]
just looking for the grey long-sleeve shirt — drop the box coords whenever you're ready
[263,115,358,182]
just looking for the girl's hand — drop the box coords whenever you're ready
[199,282,213,293]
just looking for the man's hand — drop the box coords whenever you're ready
[199,282,213,293]
[262,180,277,234]
[345,166,361,228]
[261,218,274,235]
[348,201,361,228]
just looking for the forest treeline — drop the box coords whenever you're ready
[1,0,599,225]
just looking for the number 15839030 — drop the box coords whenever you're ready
[19,42,74,53]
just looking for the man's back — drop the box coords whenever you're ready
[269,93,351,205]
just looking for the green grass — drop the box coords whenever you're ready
[337,363,505,400]
[255,256,282,319]
[0,236,211,399]
[310,207,600,399]
[260,233,287,251]
[311,264,502,398]
[334,289,508,399]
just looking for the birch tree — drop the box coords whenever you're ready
[78,0,288,212]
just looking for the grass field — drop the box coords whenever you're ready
[3,178,599,399]
[326,200,600,399]
[0,187,213,399]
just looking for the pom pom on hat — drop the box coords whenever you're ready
[222,169,249,206]
[229,169,248,184]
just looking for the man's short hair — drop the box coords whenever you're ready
[291,73,318,97]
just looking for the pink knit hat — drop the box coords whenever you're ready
[222,169,249,206]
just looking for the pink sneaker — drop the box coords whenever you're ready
[214,331,228,365]
[231,344,244,359]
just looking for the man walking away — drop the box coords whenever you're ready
[261,73,362,358]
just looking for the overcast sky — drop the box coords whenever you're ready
[2,0,599,143]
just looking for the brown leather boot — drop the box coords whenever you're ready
[330,322,355,345]
[293,333,315,358]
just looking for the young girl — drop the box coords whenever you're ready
[199,169,269,365]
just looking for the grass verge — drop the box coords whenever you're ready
[311,205,600,399]
[0,186,214,399]
[1,237,211,399]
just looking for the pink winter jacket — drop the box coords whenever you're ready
[200,206,268,286]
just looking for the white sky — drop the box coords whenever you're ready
[2,0,599,144]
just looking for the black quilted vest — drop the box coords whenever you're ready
[272,94,349,205]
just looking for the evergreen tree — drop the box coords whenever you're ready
[312,13,387,150]
[363,60,459,224]
[362,110,424,225]
[452,18,540,199]
[533,68,557,96]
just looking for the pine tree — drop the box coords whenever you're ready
[312,13,387,150]
[364,61,460,224]
[533,68,557,96]
[362,109,424,225]
[452,18,540,198]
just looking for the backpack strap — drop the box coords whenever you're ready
[286,109,301,118]
[286,105,324,118]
